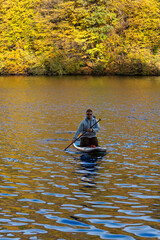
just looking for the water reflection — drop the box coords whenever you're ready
[73,153,105,187]
[0,76,160,240]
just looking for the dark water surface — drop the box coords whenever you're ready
[0,76,159,240]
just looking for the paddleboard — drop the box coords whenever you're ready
[73,139,107,154]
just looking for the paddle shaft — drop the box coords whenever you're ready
[64,118,101,151]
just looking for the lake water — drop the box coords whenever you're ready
[0,75,159,240]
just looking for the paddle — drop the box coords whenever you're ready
[64,118,101,151]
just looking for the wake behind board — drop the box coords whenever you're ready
[73,139,107,154]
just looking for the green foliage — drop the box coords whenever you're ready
[0,0,160,75]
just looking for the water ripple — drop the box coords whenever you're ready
[0,76,160,240]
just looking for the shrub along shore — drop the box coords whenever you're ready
[0,0,160,76]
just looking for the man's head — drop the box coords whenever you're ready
[86,109,93,119]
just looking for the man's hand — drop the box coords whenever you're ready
[87,128,93,132]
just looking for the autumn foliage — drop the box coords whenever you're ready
[0,0,160,75]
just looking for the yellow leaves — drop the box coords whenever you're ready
[127,46,153,62]
[0,49,33,74]
[110,0,160,58]
[0,0,160,75]
[0,0,53,55]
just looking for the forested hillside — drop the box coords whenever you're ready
[0,0,160,75]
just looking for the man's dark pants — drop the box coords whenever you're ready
[80,137,98,147]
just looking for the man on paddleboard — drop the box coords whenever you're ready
[72,109,99,147]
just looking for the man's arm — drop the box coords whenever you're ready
[92,121,100,133]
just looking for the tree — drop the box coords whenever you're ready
[0,0,159,75]
[0,0,53,74]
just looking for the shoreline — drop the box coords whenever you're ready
[0,72,160,77]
